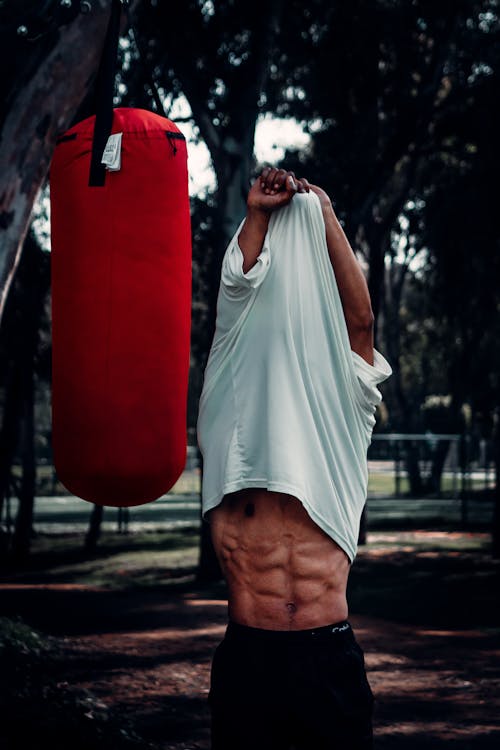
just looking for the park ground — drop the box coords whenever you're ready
[1,527,500,749]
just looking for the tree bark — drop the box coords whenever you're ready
[9,233,49,561]
[0,361,24,559]
[405,441,425,497]
[383,248,409,428]
[358,502,368,547]
[11,353,35,562]
[491,405,500,559]
[85,503,104,552]
[0,0,114,324]
[426,439,451,496]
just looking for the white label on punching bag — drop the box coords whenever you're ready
[101,132,123,171]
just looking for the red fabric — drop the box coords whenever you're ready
[50,108,192,507]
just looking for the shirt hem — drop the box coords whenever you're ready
[350,347,392,415]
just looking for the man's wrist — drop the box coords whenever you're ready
[246,204,272,225]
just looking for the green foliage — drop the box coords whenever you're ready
[0,614,157,749]
[421,395,465,433]
[74,1,497,443]
[276,0,500,430]
[4,1,499,505]
[0,613,51,657]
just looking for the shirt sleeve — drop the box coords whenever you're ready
[220,218,271,296]
[351,347,393,413]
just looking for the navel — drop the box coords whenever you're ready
[244,502,255,518]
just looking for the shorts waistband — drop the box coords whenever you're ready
[225,618,354,643]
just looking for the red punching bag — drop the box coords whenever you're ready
[50,3,192,507]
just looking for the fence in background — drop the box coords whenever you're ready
[370,433,495,526]
[1,433,496,534]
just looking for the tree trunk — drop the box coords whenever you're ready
[0,361,24,559]
[426,439,451,496]
[11,354,35,562]
[10,234,48,561]
[358,503,368,547]
[382,241,409,428]
[491,405,500,559]
[405,441,424,496]
[0,0,119,324]
[85,503,104,552]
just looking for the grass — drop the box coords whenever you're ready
[0,528,200,589]
[367,472,492,495]
[11,465,202,496]
[10,463,493,499]
[365,529,491,552]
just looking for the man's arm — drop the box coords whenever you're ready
[309,185,375,366]
[238,168,306,273]
[238,208,271,274]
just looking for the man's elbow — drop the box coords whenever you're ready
[348,308,375,331]
[348,311,375,366]
[363,310,375,329]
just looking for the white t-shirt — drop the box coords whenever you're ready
[196,191,392,563]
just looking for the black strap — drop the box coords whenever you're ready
[88,0,122,187]
[88,0,169,187]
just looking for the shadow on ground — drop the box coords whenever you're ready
[1,530,499,749]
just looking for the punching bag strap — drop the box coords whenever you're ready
[88,0,122,187]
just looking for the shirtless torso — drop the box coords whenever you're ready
[209,488,351,631]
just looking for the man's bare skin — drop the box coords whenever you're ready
[209,488,351,630]
[209,166,374,632]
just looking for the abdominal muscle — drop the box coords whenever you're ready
[209,488,351,630]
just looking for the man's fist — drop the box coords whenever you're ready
[247,167,310,213]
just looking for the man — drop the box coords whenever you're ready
[196,166,392,749]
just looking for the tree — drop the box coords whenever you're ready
[125,0,288,580]
[0,0,129,323]
[125,0,500,569]
[0,1,137,555]
[1,0,499,566]
[0,231,50,561]
[270,0,500,530]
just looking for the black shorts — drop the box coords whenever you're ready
[208,618,375,750]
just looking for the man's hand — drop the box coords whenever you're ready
[247,167,310,214]
[238,168,310,273]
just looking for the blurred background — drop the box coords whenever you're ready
[0,1,499,749]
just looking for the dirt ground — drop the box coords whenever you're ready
[1,532,500,749]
